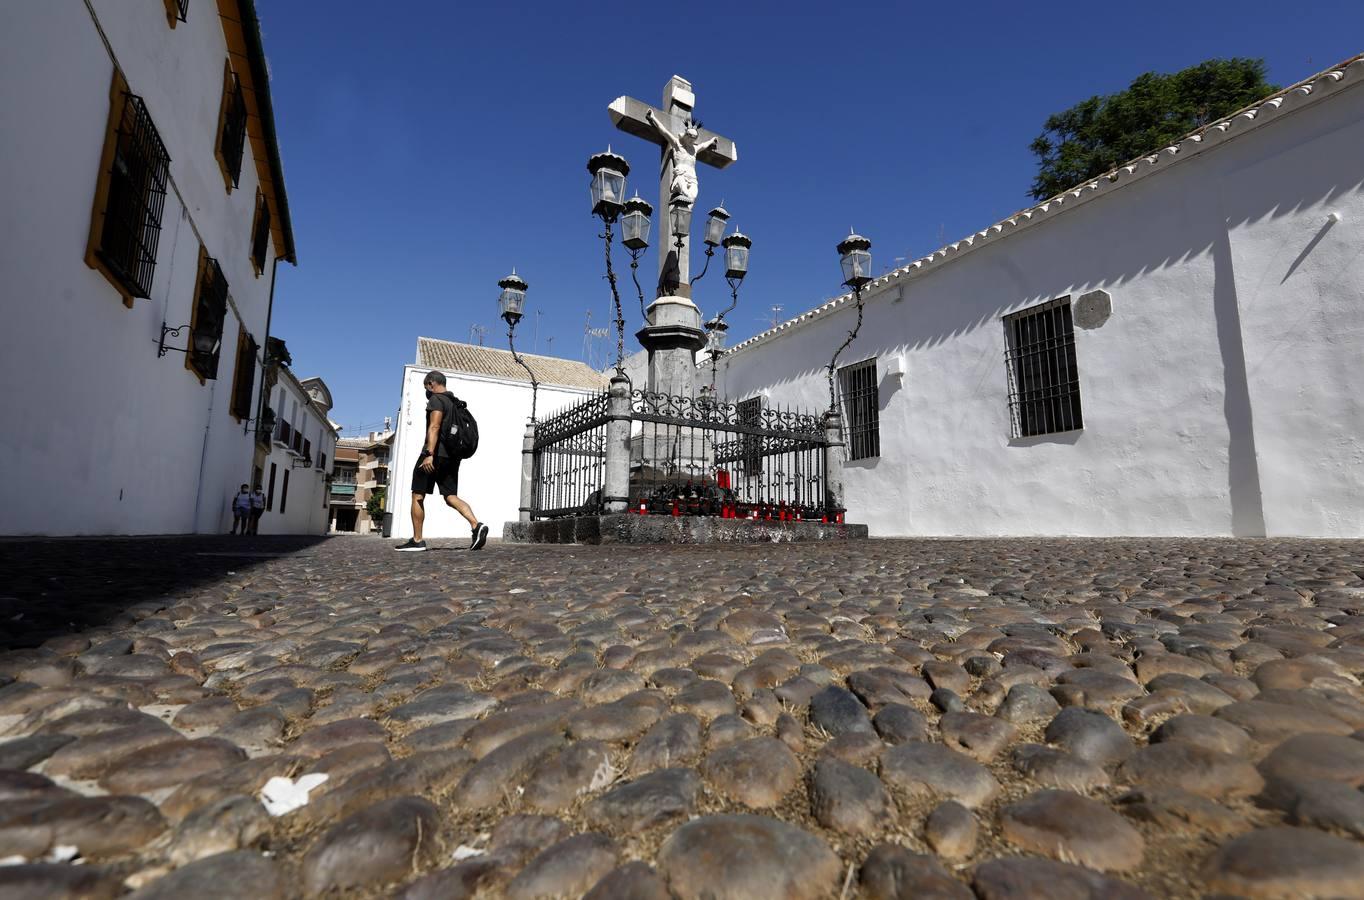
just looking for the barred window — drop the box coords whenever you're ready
[251,192,271,273]
[91,87,170,302]
[736,396,762,475]
[280,469,290,514]
[218,69,248,189]
[1004,298,1083,437]
[267,462,277,511]
[229,332,257,420]
[188,253,228,380]
[838,359,880,460]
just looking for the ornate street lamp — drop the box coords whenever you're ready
[588,148,632,374]
[828,231,873,412]
[690,204,730,285]
[498,269,539,421]
[704,315,729,399]
[587,148,629,222]
[621,194,652,318]
[669,200,693,255]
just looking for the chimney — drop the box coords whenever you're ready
[369,431,377,443]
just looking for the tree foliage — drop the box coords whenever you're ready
[1028,58,1278,201]
[366,488,386,521]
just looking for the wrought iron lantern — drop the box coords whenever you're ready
[837,231,873,288]
[706,317,728,352]
[722,231,751,281]
[669,200,693,239]
[497,269,529,326]
[703,204,730,247]
[587,148,629,221]
[621,194,652,251]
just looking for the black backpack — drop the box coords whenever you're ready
[436,394,479,460]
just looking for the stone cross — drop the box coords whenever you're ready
[609,76,738,298]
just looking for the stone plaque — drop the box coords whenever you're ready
[1073,290,1112,329]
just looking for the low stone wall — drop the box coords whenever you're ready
[503,515,868,545]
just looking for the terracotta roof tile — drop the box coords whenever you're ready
[416,337,608,391]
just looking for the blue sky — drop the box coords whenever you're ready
[261,1,1362,434]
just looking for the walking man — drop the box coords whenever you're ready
[396,370,488,552]
[248,484,266,535]
[230,484,251,535]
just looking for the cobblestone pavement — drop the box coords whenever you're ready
[2,535,1364,899]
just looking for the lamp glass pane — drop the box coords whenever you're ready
[704,215,726,246]
[499,287,526,318]
[670,205,692,237]
[622,210,650,249]
[725,244,749,277]
[590,169,626,214]
[841,248,872,284]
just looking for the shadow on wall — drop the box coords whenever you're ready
[0,534,330,650]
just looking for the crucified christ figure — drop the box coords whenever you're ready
[645,108,718,207]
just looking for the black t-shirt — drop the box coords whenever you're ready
[426,393,453,459]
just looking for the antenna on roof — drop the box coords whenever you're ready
[469,324,487,346]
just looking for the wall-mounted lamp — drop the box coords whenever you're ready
[158,322,190,357]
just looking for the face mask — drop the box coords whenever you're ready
[424,389,433,399]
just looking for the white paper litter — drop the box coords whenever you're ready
[452,845,486,861]
[47,846,79,863]
[259,773,329,816]
[508,588,528,594]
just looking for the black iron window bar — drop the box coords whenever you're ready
[838,358,881,461]
[172,0,189,22]
[189,256,227,379]
[220,72,248,188]
[99,92,170,300]
[230,333,258,419]
[1004,298,1083,438]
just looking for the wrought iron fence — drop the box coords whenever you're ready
[529,387,831,521]
[630,391,829,520]
[532,391,610,518]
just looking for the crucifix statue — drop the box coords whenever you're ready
[609,76,738,299]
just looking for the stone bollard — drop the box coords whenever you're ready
[519,421,536,523]
[604,375,632,514]
[822,410,846,517]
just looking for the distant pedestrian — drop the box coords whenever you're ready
[230,484,251,534]
[248,484,266,535]
[396,370,488,552]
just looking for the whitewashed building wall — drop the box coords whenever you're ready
[254,372,336,536]
[0,0,304,535]
[720,63,1364,538]
[388,367,601,540]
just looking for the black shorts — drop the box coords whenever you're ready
[412,457,460,497]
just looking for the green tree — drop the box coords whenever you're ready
[366,488,386,522]
[1028,58,1278,201]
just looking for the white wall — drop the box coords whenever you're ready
[388,367,600,540]
[252,374,335,535]
[721,79,1364,538]
[0,0,284,536]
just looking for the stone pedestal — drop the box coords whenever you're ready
[636,295,706,397]
[518,422,535,523]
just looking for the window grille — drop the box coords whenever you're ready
[229,333,257,419]
[189,256,228,379]
[280,469,289,514]
[736,396,762,475]
[303,438,312,463]
[220,72,248,188]
[96,92,170,300]
[1004,298,1083,437]
[838,358,880,460]
[317,453,327,472]
[251,194,271,273]
[267,463,277,511]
